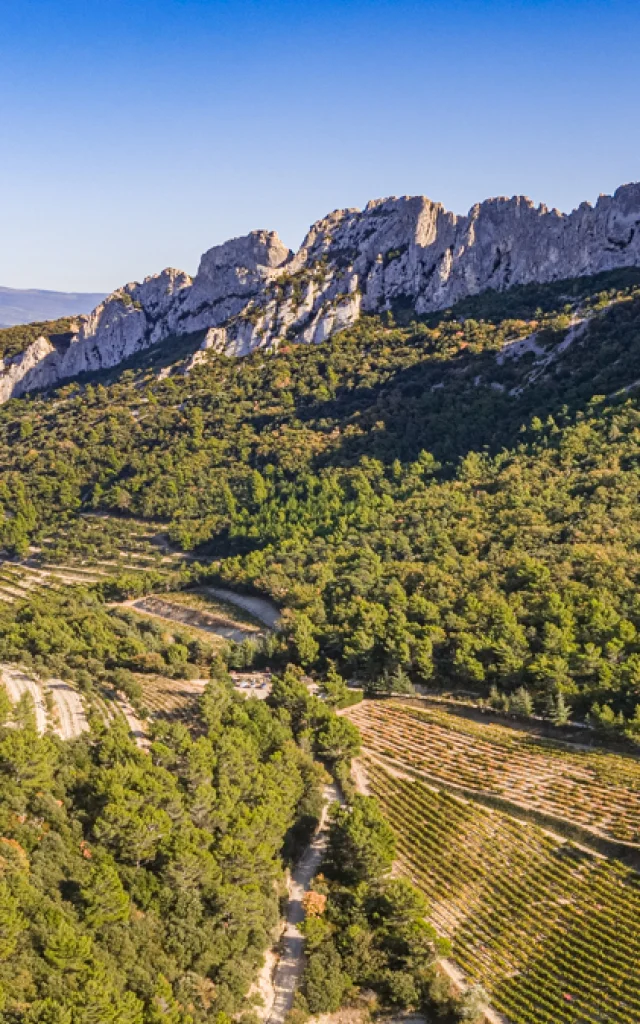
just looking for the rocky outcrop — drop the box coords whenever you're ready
[3,182,640,401]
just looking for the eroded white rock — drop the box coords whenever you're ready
[3,183,640,400]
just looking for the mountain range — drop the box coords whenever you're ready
[1,180,640,1024]
[1,182,639,403]
[0,285,107,329]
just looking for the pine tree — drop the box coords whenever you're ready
[0,881,25,959]
[387,666,415,695]
[551,692,571,726]
[488,685,502,709]
[458,984,489,1021]
[0,684,11,726]
[510,687,533,717]
[320,662,349,707]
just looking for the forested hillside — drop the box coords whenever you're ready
[0,265,639,1023]
[1,269,638,730]
[0,606,454,1024]
[0,664,326,1022]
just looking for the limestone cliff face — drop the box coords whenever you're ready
[3,183,640,400]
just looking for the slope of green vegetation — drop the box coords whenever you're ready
[0,595,462,1023]
[0,268,639,1022]
[0,663,326,1023]
[0,318,76,362]
[2,270,638,731]
[0,586,219,704]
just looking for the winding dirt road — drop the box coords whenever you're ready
[129,596,260,642]
[1,664,89,741]
[1,665,48,733]
[264,782,341,1024]
[204,587,281,629]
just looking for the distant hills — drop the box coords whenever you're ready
[0,285,107,328]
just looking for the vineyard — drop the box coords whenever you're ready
[346,700,640,845]
[0,530,274,735]
[38,514,184,571]
[0,562,103,603]
[136,671,207,718]
[0,513,196,606]
[366,759,640,1024]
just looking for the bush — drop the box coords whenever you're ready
[336,688,364,709]
[304,943,348,1014]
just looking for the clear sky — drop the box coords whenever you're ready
[1,0,639,292]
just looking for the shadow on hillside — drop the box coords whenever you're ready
[12,329,207,399]
[284,295,640,469]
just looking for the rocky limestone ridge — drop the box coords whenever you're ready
[3,183,640,401]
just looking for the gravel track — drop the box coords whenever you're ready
[265,782,341,1024]
[129,596,258,642]
[204,587,281,629]
[48,679,89,739]
[1,665,48,733]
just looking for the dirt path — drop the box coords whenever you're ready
[115,595,263,643]
[2,662,150,752]
[265,782,341,1024]
[132,596,259,641]
[204,587,281,629]
[118,695,150,750]
[436,960,509,1024]
[1,665,48,733]
[1,663,91,740]
[47,679,90,739]
[350,757,371,795]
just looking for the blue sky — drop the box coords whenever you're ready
[1,0,639,291]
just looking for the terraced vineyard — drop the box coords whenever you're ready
[0,563,61,603]
[40,514,180,570]
[366,760,640,1024]
[346,701,640,844]
[0,513,192,607]
[136,672,207,718]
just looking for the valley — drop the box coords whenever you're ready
[0,245,638,1024]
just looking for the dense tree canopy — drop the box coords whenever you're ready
[0,665,325,1023]
[0,270,638,730]
[0,269,638,1022]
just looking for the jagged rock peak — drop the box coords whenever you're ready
[189,230,292,310]
[197,229,291,275]
[2,181,640,401]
